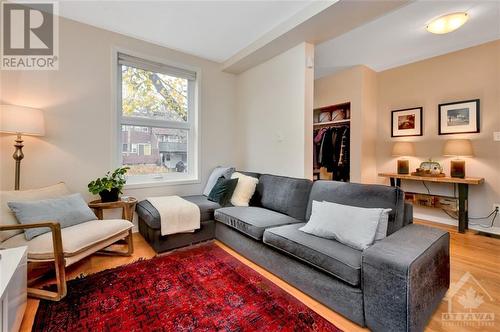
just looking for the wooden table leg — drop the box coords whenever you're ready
[94,208,103,220]
[122,203,136,222]
[458,183,469,233]
[390,178,401,187]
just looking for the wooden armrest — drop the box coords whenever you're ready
[0,221,64,271]
[0,221,60,232]
[1,221,68,301]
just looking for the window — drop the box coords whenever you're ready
[117,53,198,185]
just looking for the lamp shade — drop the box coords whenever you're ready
[392,142,416,157]
[443,139,474,157]
[0,105,45,136]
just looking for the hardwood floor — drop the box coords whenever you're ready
[20,220,499,331]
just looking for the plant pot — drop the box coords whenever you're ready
[99,188,120,202]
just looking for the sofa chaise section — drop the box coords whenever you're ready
[137,195,217,252]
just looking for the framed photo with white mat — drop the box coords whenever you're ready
[391,107,423,137]
[438,99,480,135]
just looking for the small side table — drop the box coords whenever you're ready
[88,197,138,222]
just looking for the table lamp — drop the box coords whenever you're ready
[443,139,473,178]
[0,105,45,190]
[392,142,415,174]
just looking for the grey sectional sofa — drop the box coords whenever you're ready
[137,172,450,332]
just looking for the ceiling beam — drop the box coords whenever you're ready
[222,0,412,74]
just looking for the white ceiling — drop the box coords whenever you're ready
[315,0,500,78]
[54,0,314,62]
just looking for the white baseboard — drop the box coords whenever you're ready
[469,225,500,236]
[413,212,457,226]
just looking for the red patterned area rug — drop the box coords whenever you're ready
[33,242,342,332]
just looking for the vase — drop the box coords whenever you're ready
[99,188,120,202]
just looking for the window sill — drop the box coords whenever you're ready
[124,177,200,190]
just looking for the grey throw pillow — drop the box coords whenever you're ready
[8,193,97,241]
[203,166,235,196]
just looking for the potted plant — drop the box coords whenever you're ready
[88,167,130,202]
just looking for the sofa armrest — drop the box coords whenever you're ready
[362,224,450,332]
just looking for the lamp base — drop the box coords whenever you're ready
[13,134,24,190]
[450,160,465,178]
[397,159,410,175]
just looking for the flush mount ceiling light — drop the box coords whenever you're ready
[426,12,469,34]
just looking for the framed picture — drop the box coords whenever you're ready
[391,107,423,137]
[438,99,480,135]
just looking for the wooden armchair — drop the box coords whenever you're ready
[0,183,134,301]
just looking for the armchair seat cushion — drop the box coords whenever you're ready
[263,223,362,286]
[1,219,132,262]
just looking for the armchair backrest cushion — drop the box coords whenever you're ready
[306,181,405,235]
[0,183,70,242]
[8,193,97,241]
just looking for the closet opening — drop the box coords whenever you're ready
[313,102,350,182]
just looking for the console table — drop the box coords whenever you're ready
[378,173,484,233]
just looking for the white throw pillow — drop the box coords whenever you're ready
[299,201,389,250]
[0,182,70,242]
[320,200,390,240]
[230,172,259,207]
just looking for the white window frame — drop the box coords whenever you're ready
[113,49,201,188]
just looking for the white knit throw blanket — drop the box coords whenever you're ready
[146,196,200,236]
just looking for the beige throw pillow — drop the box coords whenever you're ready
[230,172,259,207]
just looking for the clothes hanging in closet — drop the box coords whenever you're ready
[313,126,350,182]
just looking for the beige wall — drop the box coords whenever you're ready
[0,17,238,204]
[314,65,378,183]
[377,40,500,225]
[235,42,314,178]
[314,40,500,225]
